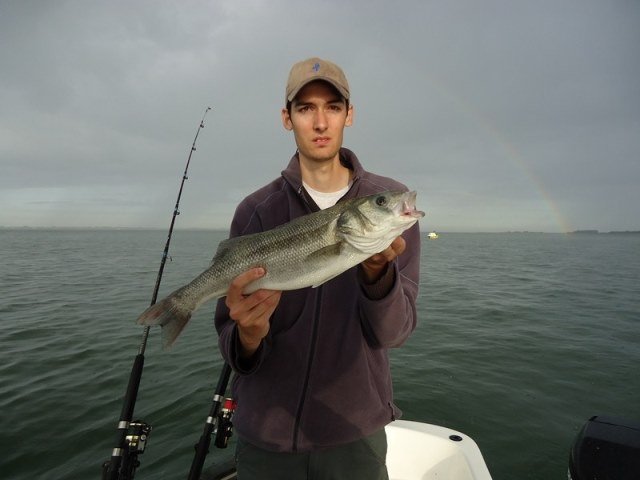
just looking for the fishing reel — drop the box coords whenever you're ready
[214,398,237,448]
[125,420,153,455]
[102,420,152,480]
[119,420,153,478]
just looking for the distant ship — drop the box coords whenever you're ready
[427,231,439,239]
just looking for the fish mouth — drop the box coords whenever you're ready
[400,191,425,219]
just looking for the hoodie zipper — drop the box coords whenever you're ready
[289,168,359,451]
[291,286,323,452]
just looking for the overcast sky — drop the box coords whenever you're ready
[1,0,638,232]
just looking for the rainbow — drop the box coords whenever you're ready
[426,75,572,233]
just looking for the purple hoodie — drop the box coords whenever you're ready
[214,148,421,453]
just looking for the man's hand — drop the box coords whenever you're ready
[225,267,282,358]
[360,236,406,283]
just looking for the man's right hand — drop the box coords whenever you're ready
[225,267,282,358]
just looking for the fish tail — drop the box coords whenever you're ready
[136,295,193,349]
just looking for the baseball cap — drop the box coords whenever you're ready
[285,57,350,103]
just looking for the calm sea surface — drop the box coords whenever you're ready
[1,229,639,479]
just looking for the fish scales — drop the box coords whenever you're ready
[137,190,424,348]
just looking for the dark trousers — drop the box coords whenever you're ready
[235,429,389,480]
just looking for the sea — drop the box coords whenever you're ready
[1,228,639,480]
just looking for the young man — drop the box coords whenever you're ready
[214,57,421,479]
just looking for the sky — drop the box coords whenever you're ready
[1,0,639,233]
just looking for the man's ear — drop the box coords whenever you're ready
[281,108,293,131]
[345,104,354,127]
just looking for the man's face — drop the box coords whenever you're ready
[282,81,353,165]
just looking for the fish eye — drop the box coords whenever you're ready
[375,195,388,207]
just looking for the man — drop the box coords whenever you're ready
[214,57,421,479]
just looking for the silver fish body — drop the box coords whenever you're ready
[137,190,424,347]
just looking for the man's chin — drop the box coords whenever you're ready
[298,147,341,164]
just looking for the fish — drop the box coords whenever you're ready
[137,190,424,347]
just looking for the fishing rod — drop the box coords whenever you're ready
[187,362,234,480]
[102,106,212,480]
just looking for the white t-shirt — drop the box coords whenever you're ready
[303,182,351,210]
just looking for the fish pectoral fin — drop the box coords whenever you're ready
[306,242,343,262]
[306,242,347,288]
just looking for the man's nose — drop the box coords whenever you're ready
[313,109,327,131]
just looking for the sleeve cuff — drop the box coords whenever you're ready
[358,262,396,300]
[231,327,265,375]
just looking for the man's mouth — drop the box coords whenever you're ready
[313,137,331,146]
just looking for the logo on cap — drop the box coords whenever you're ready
[312,62,320,72]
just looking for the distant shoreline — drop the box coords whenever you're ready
[566,230,640,235]
[2,226,638,235]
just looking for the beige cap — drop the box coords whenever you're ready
[285,57,350,103]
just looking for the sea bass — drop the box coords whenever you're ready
[137,190,424,347]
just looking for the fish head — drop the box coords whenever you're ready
[338,190,425,254]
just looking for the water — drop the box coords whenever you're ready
[1,229,639,479]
